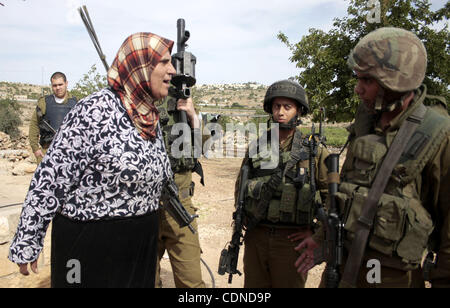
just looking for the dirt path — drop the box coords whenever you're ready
[0,157,325,288]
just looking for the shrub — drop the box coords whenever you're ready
[0,98,22,139]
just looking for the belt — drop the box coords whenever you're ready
[256,224,310,237]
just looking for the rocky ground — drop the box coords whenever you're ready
[0,156,326,288]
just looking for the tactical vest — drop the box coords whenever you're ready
[244,128,320,226]
[38,95,77,147]
[157,97,198,174]
[337,104,449,265]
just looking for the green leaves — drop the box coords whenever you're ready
[279,0,449,121]
[69,64,108,100]
[0,98,22,139]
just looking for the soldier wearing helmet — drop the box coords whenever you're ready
[232,79,329,288]
[295,27,450,288]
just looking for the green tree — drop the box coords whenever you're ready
[70,64,108,100]
[0,98,22,139]
[278,0,449,121]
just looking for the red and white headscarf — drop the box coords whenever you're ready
[107,32,174,140]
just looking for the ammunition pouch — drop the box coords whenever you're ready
[338,182,433,264]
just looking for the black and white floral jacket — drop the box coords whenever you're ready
[9,88,172,264]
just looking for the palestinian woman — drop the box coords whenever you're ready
[8,32,176,288]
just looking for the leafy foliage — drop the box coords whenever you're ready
[70,64,108,100]
[278,0,449,122]
[0,98,22,139]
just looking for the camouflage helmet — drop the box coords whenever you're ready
[348,27,427,93]
[263,79,309,115]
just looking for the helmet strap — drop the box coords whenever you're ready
[272,115,302,130]
[381,91,412,113]
[374,87,385,112]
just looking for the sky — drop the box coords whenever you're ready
[0,0,447,88]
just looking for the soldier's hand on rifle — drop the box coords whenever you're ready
[294,237,319,274]
[177,98,199,129]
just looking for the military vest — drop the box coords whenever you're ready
[38,95,77,147]
[337,103,449,265]
[244,128,321,226]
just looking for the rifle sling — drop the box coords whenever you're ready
[192,160,205,186]
[340,103,427,288]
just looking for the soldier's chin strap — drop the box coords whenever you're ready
[271,115,302,130]
[374,88,413,114]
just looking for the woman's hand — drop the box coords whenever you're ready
[177,98,199,129]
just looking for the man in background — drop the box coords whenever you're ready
[29,72,77,164]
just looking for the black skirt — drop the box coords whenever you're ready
[50,212,159,288]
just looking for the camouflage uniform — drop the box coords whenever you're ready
[235,80,329,288]
[335,27,450,288]
[155,97,205,288]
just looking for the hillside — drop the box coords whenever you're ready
[0,82,50,101]
[194,82,267,109]
[0,80,267,109]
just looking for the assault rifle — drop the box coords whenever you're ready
[218,164,250,283]
[170,18,197,124]
[309,107,343,288]
[161,179,198,234]
[36,106,57,134]
[318,154,343,288]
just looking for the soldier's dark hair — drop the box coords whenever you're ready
[50,72,67,82]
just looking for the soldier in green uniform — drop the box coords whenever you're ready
[234,79,329,288]
[29,72,77,164]
[155,96,206,288]
[295,27,450,288]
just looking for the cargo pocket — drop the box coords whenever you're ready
[279,183,297,223]
[369,194,407,256]
[342,186,407,256]
[296,183,314,225]
[349,135,387,185]
[267,199,281,223]
[245,179,264,220]
[342,187,364,242]
[396,199,433,263]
